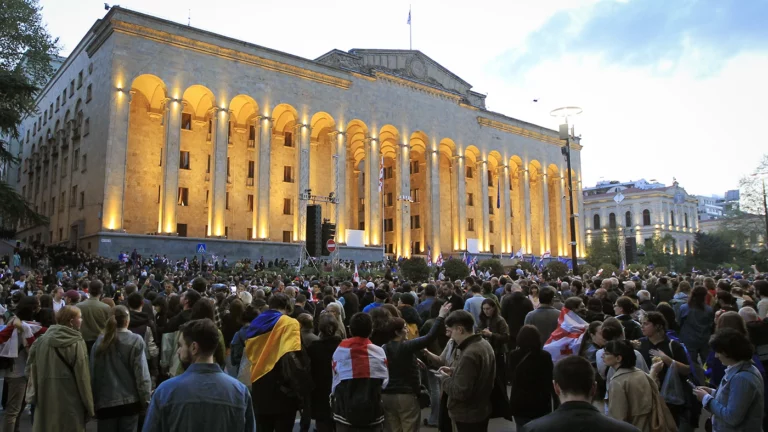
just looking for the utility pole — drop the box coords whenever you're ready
[551,107,583,275]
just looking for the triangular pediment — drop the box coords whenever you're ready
[315,49,486,109]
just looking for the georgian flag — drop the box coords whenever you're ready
[513,247,524,259]
[332,337,388,392]
[353,263,360,284]
[542,251,551,259]
[426,245,432,267]
[436,253,444,267]
[543,307,588,363]
[378,159,384,192]
[470,267,476,277]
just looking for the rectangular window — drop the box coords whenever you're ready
[77,71,83,88]
[73,149,79,170]
[227,157,231,179]
[247,194,254,212]
[49,104,53,118]
[467,193,474,206]
[79,191,84,209]
[248,161,255,178]
[83,118,90,136]
[467,218,475,232]
[247,227,253,239]
[359,221,365,230]
[414,241,421,254]
[283,198,293,215]
[411,215,421,229]
[43,110,47,124]
[488,196,494,215]
[86,84,92,102]
[384,166,393,179]
[56,96,60,111]
[81,154,87,172]
[177,187,189,206]
[157,185,161,204]
[384,218,394,232]
[410,161,419,174]
[359,197,365,212]
[159,148,163,166]
[70,186,77,207]
[466,166,473,178]
[59,228,63,240]
[181,113,192,130]
[249,125,256,140]
[60,192,65,211]
[411,189,420,203]
[62,156,67,177]
[283,166,294,183]
[206,155,211,173]
[51,197,55,215]
[69,80,74,96]
[179,151,190,169]
[177,224,188,238]
[282,230,293,242]
[284,131,293,147]
[488,170,493,182]
[226,192,230,210]
[489,220,494,233]
[386,192,393,207]
[62,89,66,104]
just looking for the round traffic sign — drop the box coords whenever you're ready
[326,239,336,253]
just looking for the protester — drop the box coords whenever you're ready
[26,305,94,432]
[77,280,112,353]
[306,314,343,432]
[603,340,655,431]
[90,305,152,432]
[677,285,715,364]
[508,325,556,428]
[143,318,255,431]
[524,287,559,345]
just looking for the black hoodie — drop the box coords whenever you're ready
[128,309,158,348]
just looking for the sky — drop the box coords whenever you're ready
[38,0,768,197]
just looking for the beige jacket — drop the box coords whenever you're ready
[608,367,654,432]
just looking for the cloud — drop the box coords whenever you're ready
[503,0,768,76]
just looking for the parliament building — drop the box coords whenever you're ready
[12,7,586,261]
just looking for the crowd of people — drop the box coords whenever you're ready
[0,243,766,432]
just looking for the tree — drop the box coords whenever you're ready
[442,259,469,281]
[0,0,60,229]
[585,235,620,268]
[690,231,732,270]
[738,154,768,216]
[400,257,429,282]
[478,259,504,277]
[545,261,568,279]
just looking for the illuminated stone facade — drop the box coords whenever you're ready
[14,7,586,260]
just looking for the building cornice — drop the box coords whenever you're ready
[476,116,583,150]
[373,70,464,102]
[94,20,353,90]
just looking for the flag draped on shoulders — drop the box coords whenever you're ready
[543,307,587,363]
[332,337,388,392]
[244,309,301,383]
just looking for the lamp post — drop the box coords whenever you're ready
[551,107,582,275]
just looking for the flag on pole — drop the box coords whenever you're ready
[542,250,551,259]
[514,247,524,259]
[353,263,360,283]
[470,267,476,277]
[543,307,588,362]
[426,244,432,267]
[436,253,444,267]
[407,8,411,24]
[378,159,384,192]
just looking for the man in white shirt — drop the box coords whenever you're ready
[52,287,65,312]
[13,274,25,290]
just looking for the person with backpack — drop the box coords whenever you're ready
[90,305,151,432]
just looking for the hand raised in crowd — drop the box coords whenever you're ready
[438,302,452,318]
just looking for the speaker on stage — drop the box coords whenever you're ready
[306,205,322,257]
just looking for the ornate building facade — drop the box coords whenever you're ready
[14,7,586,260]
[583,179,699,255]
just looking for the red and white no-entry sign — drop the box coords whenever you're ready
[326,239,336,253]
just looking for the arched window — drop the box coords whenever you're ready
[609,213,616,229]
[643,209,651,226]
[593,214,601,230]
[670,211,675,226]
[625,211,632,227]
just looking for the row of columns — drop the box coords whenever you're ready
[103,94,585,258]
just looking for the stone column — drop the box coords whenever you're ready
[522,167,532,253]
[576,179,586,257]
[333,131,346,243]
[366,138,381,246]
[256,116,272,239]
[398,143,411,257]
[427,149,440,259]
[102,88,133,231]
[210,107,230,237]
[159,98,184,234]
[542,169,551,254]
[500,165,512,254]
[295,124,310,242]
[479,160,489,252]
[453,155,467,251]
[250,120,260,239]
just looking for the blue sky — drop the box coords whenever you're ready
[40,0,768,196]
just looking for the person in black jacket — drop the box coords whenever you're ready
[520,355,640,432]
[508,325,557,428]
[339,281,359,327]
[614,296,642,341]
[307,314,342,432]
[500,283,534,350]
[381,302,450,431]
[159,289,200,334]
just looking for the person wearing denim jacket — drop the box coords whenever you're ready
[694,328,764,432]
[91,305,151,432]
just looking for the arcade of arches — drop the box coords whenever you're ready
[119,75,584,260]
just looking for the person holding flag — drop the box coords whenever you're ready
[246,293,310,431]
[542,297,589,362]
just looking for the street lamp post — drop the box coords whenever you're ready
[551,107,583,275]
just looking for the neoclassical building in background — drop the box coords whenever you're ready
[13,7,586,260]
[583,179,699,256]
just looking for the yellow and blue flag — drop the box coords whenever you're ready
[244,309,301,383]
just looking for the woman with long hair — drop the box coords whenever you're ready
[151,296,168,329]
[528,285,540,309]
[478,298,510,385]
[604,340,659,432]
[322,303,347,340]
[90,305,151,432]
[307,314,344,432]
[678,286,715,364]
[508,325,557,428]
[26,306,94,432]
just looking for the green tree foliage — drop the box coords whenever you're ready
[0,0,59,229]
[400,257,430,282]
[545,261,569,279]
[585,235,620,268]
[442,259,469,281]
[600,264,619,277]
[478,259,504,277]
[690,231,732,270]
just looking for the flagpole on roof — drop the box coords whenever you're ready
[408,5,412,50]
